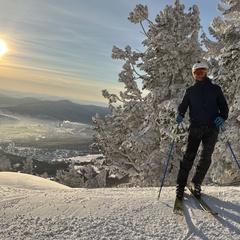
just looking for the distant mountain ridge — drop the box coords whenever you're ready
[0,93,41,107]
[0,95,110,124]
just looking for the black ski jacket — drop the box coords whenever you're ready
[178,77,229,127]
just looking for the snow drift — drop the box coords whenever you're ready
[0,172,239,240]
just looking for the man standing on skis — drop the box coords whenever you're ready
[175,61,229,200]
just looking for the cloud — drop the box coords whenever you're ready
[0,0,221,105]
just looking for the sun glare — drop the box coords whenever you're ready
[0,39,8,57]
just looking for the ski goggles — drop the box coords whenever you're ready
[193,68,207,77]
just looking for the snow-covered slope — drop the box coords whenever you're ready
[0,172,70,190]
[0,172,239,240]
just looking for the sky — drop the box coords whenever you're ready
[0,0,223,106]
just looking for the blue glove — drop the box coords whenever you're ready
[176,114,183,124]
[214,117,224,127]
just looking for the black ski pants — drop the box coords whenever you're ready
[177,126,219,187]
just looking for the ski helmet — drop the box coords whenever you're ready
[192,61,209,76]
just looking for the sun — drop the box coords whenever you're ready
[0,39,8,57]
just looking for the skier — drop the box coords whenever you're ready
[175,61,229,200]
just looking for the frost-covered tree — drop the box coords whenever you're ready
[92,0,205,187]
[22,156,34,174]
[202,0,240,103]
[0,155,12,171]
[56,163,84,188]
[201,0,240,184]
[56,162,107,188]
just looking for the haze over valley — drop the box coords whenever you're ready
[0,92,108,162]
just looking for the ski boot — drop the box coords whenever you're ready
[189,182,201,197]
[176,184,185,200]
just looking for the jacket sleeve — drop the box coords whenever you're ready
[217,87,229,120]
[178,90,190,117]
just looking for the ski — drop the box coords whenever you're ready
[187,187,218,216]
[173,197,184,216]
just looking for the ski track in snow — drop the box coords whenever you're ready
[0,172,239,240]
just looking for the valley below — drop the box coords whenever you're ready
[0,113,97,161]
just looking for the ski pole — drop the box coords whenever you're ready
[157,123,179,200]
[220,126,240,170]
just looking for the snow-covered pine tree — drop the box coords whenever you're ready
[201,0,240,185]
[0,155,12,171]
[92,0,205,187]
[56,163,84,188]
[22,156,34,174]
[92,46,145,182]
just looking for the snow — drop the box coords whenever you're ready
[0,172,239,240]
[58,154,102,163]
